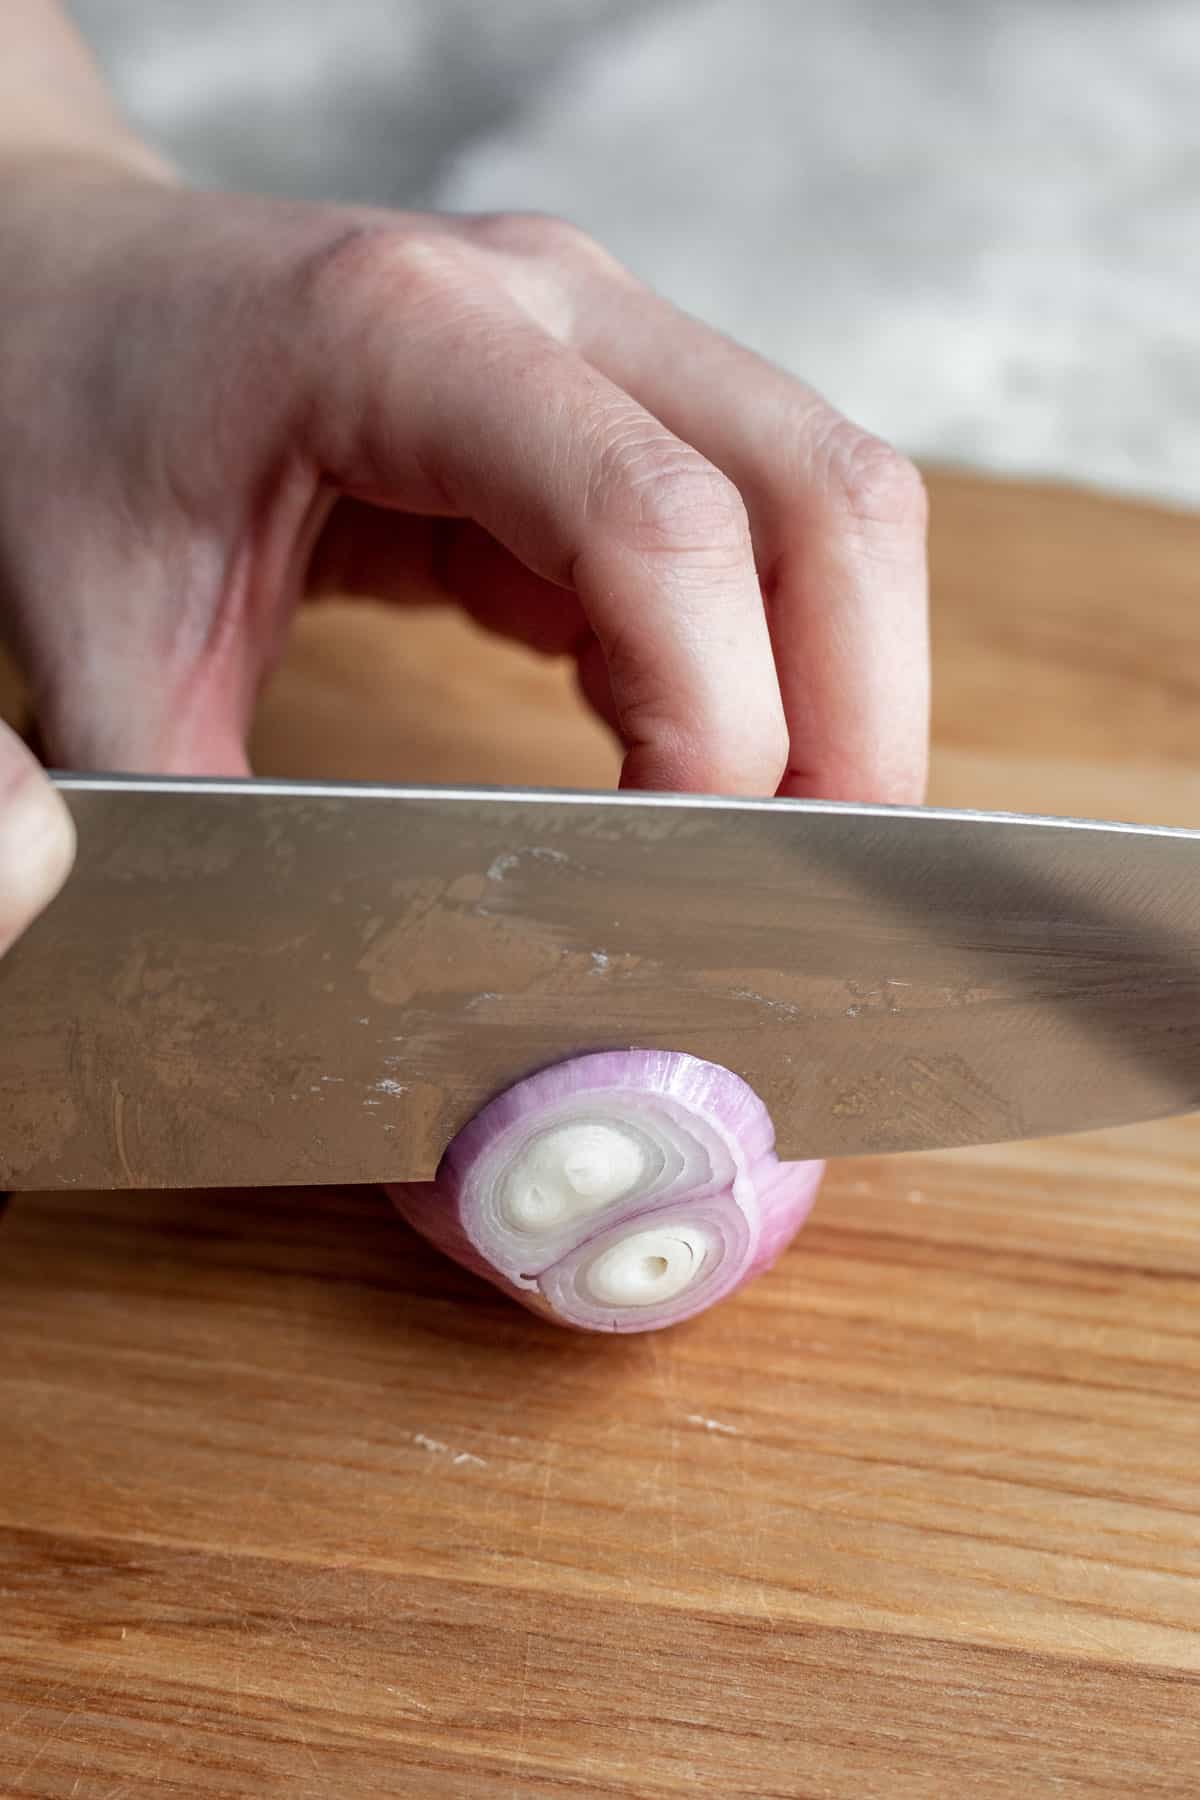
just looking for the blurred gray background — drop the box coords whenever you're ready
[76,0,1200,507]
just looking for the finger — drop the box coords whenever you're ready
[570,283,930,803]
[299,242,786,794]
[0,722,76,958]
[574,629,622,737]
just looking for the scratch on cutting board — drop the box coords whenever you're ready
[110,1080,136,1186]
[729,987,804,1020]
[413,1432,486,1469]
[686,1413,739,1435]
[384,1687,431,1712]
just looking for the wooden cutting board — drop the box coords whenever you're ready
[2,471,1199,1797]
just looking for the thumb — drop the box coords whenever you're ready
[0,723,76,959]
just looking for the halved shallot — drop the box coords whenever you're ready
[388,1050,823,1333]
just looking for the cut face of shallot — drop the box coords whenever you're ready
[388,1050,823,1333]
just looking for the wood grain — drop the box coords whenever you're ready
[3,469,1200,1796]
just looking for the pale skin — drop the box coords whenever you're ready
[0,0,929,961]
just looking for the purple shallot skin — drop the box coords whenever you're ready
[387,1050,824,1333]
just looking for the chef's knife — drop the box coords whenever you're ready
[1,774,1198,1190]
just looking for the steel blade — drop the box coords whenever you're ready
[1,775,1198,1189]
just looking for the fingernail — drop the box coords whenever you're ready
[0,771,76,955]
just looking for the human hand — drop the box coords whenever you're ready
[0,159,928,799]
[0,720,74,960]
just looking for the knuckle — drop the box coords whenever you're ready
[640,462,750,556]
[603,438,751,557]
[469,209,624,277]
[286,222,481,331]
[822,425,928,534]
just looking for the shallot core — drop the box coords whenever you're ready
[388,1049,824,1334]
[502,1122,648,1232]
[582,1224,710,1307]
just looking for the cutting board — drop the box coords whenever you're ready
[2,471,1199,1797]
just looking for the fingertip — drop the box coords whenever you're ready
[778,736,929,807]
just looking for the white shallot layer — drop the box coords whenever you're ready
[388,1050,824,1333]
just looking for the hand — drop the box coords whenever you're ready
[0,159,928,799]
[0,720,74,959]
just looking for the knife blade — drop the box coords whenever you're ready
[1,774,1198,1191]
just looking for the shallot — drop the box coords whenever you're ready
[388,1050,823,1333]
